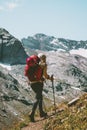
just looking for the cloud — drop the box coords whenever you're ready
[0,0,20,11]
[6,2,18,10]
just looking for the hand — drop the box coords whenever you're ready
[51,75,54,81]
[27,80,30,85]
[41,77,45,81]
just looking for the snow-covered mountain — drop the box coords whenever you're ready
[0,28,87,129]
[21,33,87,52]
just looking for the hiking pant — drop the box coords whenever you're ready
[30,82,44,115]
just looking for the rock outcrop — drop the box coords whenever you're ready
[0,28,28,64]
[0,65,33,130]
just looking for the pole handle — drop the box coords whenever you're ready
[51,74,56,114]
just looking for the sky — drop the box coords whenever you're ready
[0,0,87,41]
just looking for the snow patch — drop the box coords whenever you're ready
[50,38,59,45]
[0,63,11,70]
[71,87,81,91]
[70,48,87,58]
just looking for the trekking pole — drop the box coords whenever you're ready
[43,99,47,112]
[51,74,56,114]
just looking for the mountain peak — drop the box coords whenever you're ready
[34,33,47,38]
[0,28,9,36]
[22,34,87,51]
[0,28,28,64]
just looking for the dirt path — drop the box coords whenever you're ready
[21,104,68,130]
[21,113,54,130]
[21,119,46,130]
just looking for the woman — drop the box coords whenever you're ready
[29,54,53,122]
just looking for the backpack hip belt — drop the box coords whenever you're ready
[30,80,43,85]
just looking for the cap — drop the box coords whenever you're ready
[38,53,46,59]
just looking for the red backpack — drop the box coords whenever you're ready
[24,55,43,82]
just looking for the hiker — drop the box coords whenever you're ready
[25,54,53,122]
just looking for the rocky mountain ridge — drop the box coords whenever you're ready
[21,33,87,51]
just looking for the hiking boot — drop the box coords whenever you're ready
[40,111,47,117]
[29,114,35,122]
